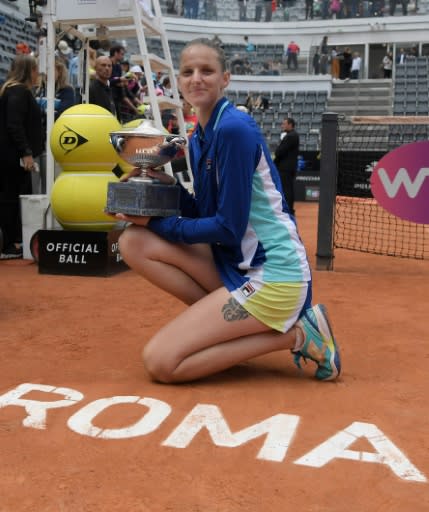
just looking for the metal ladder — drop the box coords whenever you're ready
[127,0,191,182]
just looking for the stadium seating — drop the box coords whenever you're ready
[0,6,37,81]
[392,58,429,116]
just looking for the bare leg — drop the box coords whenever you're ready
[119,225,223,304]
[143,287,298,383]
[120,226,299,383]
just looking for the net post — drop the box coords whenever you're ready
[316,112,339,271]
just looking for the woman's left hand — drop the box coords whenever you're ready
[146,168,177,185]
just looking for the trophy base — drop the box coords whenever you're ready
[106,180,181,217]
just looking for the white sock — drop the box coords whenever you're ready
[292,325,305,353]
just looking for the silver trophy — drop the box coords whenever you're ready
[106,119,186,217]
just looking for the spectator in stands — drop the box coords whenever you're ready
[109,45,139,121]
[54,59,76,119]
[109,44,127,120]
[371,0,384,16]
[166,112,180,134]
[88,40,100,79]
[68,52,80,100]
[305,0,314,18]
[339,46,352,80]
[273,117,299,216]
[230,53,245,74]
[89,56,116,115]
[184,0,199,18]
[204,0,218,20]
[329,0,341,18]
[254,0,264,20]
[56,40,73,69]
[15,42,31,55]
[313,50,320,75]
[166,0,179,14]
[321,0,330,18]
[381,51,393,78]
[161,76,173,98]
[264,0,274,21]
[254,94,270,110]
[0,54,43,259]
[212,34,224,49]
[409,45,418,58]
[121,61,131,75]
[396,47,407,65]
[286,41,300,71]
[259,61,273,75]
[349,0,360,17]
[319,36,330,75]
[244,36,255,52]
[389,0,408,15]
[331,46,340,79]
[121,73,145,123]
[238,0,247,20]
[245,93,255,112]
[127,66,145,99]
[182,97,198,136]
[271,60,282,75]
[112,38,341,385]
[350,51,362,79]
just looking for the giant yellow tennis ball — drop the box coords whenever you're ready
[50,104,121,172]
[51,172,120,231]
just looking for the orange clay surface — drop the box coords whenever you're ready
[1,202,428,512]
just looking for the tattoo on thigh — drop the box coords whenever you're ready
[221,298,249,322]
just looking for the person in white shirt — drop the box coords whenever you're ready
[351,52,362,80]
[382,52,393,79]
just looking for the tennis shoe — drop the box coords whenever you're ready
[293,304,341,381]
[0,244,23,260]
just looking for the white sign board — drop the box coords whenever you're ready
[55,0,132,23]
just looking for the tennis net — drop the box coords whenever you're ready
[316,114,429,269]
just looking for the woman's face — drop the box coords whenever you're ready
[178,44,229,112]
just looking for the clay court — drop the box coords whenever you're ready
[1,202,428,512]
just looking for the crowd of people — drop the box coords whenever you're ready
[311,35,421,80]
[167,0,419,21]
[0,36,185,260]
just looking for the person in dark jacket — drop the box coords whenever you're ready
[273,117,300,216]
[89,56,116,115]
[0,54,43,259]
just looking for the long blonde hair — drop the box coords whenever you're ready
[55,59,70,91]
[0,54,38,96]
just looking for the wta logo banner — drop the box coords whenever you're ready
[370,141,429,224]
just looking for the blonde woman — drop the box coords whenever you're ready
[0,54,42,258]
[54,59,75,118]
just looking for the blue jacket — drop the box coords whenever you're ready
[149,98,311,292]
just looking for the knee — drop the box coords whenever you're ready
[142,343,176,384]
[118,225,148,262]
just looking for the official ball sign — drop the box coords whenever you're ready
[370,141,429,224]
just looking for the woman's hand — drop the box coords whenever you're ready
[113,213,151,226]
[107,167,177,225]
[21,155,35,172]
